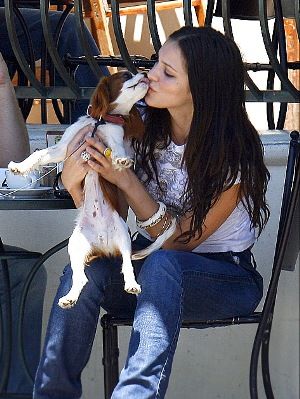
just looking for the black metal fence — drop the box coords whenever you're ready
[2,0,300,124]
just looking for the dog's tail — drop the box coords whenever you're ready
[131,217,177,260]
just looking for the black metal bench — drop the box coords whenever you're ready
[100,131,300,399]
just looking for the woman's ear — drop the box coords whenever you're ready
[89,77,110,119]
[124,106,145,141]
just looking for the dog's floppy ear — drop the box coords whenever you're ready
[89,77,111,119]
[124,106,145,141]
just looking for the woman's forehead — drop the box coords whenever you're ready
[159,41,186,73]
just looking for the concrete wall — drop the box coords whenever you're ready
[0,129,298,398]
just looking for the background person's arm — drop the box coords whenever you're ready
[0,52,30,167]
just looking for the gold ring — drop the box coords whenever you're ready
[103,147,112,158]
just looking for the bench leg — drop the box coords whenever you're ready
[101,315,120,399]
[261,315,275,398]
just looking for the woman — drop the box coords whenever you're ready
[34,26,269,399]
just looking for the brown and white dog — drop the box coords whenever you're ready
[8,71,176,308]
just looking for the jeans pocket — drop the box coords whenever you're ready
[228,251,264,309]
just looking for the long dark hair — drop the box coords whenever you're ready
[136,26,270,243]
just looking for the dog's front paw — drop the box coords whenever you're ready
[58,295,78,309]
[113,157,134,170]
[8,161,24,175]
[124,281,141,295]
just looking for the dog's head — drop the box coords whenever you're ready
[89,71,149,119]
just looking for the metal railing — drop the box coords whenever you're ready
[3,0,300,121]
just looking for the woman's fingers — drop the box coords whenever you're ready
[85,137,112,166]
[87,159,103,173]
[85,145,106,164]
[85,137,106,153]
[66,124,93,156]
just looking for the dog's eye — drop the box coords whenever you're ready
[122,72,133,81]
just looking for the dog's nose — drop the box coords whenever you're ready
[123,71,133,80]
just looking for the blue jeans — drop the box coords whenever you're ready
[33,236,263,399]
[0,8,109,122]
[0,245,47,393]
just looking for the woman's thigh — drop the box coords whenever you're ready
[137,249,263,322]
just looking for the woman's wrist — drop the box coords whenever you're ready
[116,168,137,193]
[59,172,83,207]
[61,171,81,193]
[68,186,84,208]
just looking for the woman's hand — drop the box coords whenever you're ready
[61,124,93,206]
[85,137,132,189]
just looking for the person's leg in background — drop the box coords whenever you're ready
[0,245,47,394]
[0,7,109,122]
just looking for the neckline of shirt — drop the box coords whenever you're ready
[170,140,186,149]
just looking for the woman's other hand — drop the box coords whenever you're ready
[85,137,133,189]
[61,124,93,206]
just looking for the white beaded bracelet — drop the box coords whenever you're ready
[136,201,167,229]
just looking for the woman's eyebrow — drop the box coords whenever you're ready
[161,61,177,72]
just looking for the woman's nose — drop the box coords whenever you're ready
[147,64,158,81]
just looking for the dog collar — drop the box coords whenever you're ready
[91,114,125,138]
[101,114,125,126]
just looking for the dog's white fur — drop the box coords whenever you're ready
[8,72,176,308]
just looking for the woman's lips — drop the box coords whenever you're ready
[148,86,156,93]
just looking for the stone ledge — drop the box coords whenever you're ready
[27,124,295,166]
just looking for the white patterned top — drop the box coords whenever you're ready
[136,140,255,253]
[136,140,188,213]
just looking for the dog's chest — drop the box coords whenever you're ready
[77,171,127,246]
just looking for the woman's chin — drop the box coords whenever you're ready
[144,94,152,106]
[145,93,161,108]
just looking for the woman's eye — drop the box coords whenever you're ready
[164,70,173,77]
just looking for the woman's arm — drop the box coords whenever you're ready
[85,137,241,251]
[0,52,30,167]
[115,169,240,251]
[60,125,93,208]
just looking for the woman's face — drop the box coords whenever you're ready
[145,40,193,111]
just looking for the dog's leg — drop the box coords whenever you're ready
[111,137,134,170]
[117,228,141,294]
[8,117,92,173]
[122,250,141,294]
[58,229,89,309]
[8,144,68,174]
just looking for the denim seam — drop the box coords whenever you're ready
[183,271,254,283]
[155,262,183,398]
